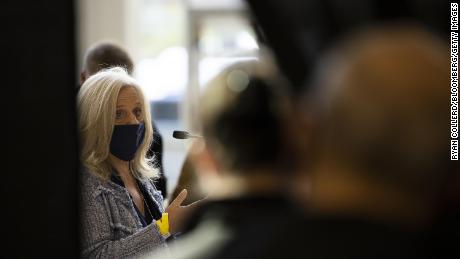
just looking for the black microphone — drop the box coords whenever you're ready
[172,130,201,139]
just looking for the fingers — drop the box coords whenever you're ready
[185,196,207,208]
[169,189,188,208]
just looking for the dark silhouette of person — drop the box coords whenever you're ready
[285,24,453,259]
[149,60,303,259]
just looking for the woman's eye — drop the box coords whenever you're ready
[115,110,125,119]
[134,108,142,118]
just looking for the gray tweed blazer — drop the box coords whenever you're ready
[80,169,167,258]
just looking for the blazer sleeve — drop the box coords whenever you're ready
[81,192,167,259]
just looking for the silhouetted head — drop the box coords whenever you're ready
[199,61,293,175]
[307,24,449,195]
[81,42,134,84]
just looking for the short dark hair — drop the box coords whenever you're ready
[200,62,291,173]
[83,42,134,76]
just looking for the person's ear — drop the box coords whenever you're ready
[190,140,220,177]
[80,71,87,85]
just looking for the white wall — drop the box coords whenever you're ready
[77,0,140,69]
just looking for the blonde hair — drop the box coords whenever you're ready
[77,67,157,180]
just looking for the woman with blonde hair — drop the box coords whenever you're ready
[78,67,192,258]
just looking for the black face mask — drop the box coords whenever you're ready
[110,123,145,161]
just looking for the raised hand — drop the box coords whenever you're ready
[166,189,205,234]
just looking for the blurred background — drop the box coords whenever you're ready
[78,0,259,194]
[2,0,452,257]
